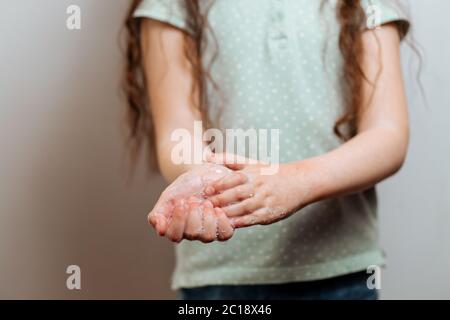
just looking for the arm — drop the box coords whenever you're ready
[141,19,234,242]
[205,24,410,227]
[140,19,204,182]
[305,23,409,202]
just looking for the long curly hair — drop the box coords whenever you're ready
[122,0,375,169]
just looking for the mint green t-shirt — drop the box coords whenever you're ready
[134,0,409,289]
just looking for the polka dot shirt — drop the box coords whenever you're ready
[134,0,409,289]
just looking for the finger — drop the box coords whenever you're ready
[148,213,167,236]
[231,207,275,229]
[165,199,188,243]
[215,207,234,241]
[148,211,158,229]
[148,198,175,236]
[203,147,214,163]
[156,214,170,236]
[184,202,203,240]
[200,205,217,243]
[208,153,248,170]
[204,171,248,196]
[203,199,214,209]
[222,197,260,218]
[209,184,254,207]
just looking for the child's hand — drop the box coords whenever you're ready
[164,196,234,243]
[204,153,313,228]
[148,163,235,242]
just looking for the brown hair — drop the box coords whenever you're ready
[123,0,372,169]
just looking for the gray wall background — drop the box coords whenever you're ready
[0,0,448,299]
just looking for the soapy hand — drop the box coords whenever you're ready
[148,164,236,243]
[204,153,313,228]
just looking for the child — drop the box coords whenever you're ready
[124,0,410,299]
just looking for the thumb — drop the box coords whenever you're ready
[208,152,248,170]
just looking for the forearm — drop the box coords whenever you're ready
[158,141,203,183]
[299,126,409,205]
[140,19,208,183]
[157,136,210,183]
[157,154,195,184]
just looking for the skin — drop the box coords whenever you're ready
[147,164,235,242]
[141,19,409,242]
[141,19,235,242]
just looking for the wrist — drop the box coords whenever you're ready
[287,156,329,207]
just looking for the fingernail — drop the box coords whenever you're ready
[204,186,215,196]
[203,200,214,209]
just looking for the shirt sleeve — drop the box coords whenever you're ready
[133,0,192,34]
[361,0,410,40]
